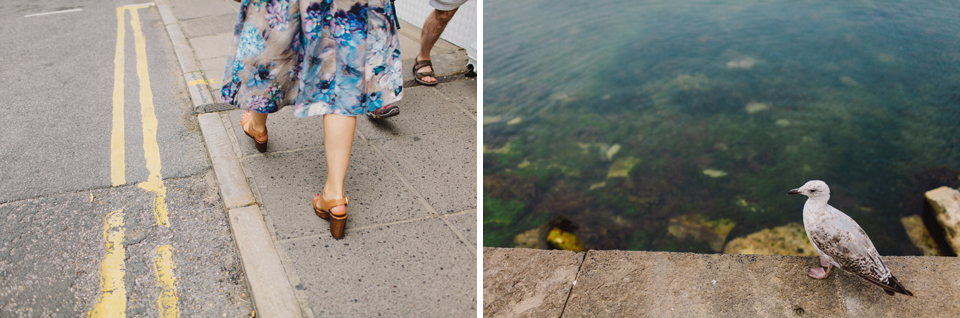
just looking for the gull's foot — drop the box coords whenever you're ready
[808,256,833,279]
[808,267,829,279]
[819,256,831,268]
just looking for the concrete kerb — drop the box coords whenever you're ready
[155,0,303,316]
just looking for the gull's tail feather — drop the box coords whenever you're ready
[865,275,914,297]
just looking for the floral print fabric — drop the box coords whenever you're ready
[222,0,403,117]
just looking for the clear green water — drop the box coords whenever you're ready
[483,0,960,255]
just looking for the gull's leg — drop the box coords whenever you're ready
[808,256,833,279]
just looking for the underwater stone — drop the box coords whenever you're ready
[483,116,502,125]
[483,142,512,154]
[775,119,791,127]
[607,156,640,178]
[604,144,621,161]
[726,57,756,69]
[513,228,540,249]
[839,75,860,87]
[667,215,736,252]
[702,169,728,178]
[745,102,769,114]
[925,186,960,255]
[900,215,941,256]
[547,227,585,252]
[723,223,818,256]
[506,117,523,126]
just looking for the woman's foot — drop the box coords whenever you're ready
[313,193,349,239]
[240,111,268,152]
[368,104,399,119]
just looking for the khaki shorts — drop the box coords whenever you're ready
[429,0,469,11]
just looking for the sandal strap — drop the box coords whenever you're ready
[319,196,350,212]
[241,111,267,140]
[413,59,433,72]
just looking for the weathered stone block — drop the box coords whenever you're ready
[483,247,583,317]
[925,186,960,255]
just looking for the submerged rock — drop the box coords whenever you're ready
[506,117,523,126]
[723,223,818,256]
[744,102,769,114]
[900,215,941,256]
[702,169,728,178]
[513,228,540,249]
[483,116,502,125]
[726,57,756,69]
[667,215,736,252]
[607,156,641,178]
[547,227,586,252]
[604,144,621,161]
[925,186,960,255]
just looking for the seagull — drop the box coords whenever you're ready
[788,180,914,296]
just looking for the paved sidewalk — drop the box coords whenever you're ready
[153,0,477,316]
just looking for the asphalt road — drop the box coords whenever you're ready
[0,1,252,316]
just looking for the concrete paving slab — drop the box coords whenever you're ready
[435,79,478,117]
[371,125,476,215]
[356,86,475,140]
[554,250,960,317]
[241,145,432,239]
[189,32,232,60]
[283,217,476,316]
[399,30,420,61]
[226,108,363,156]
[168,0,237,21]
[564,251,844,317]
[833,256,960,316]
[446,209,477,246]
[200,56,227,90]
[482,247,584,318]
[180,13,236,38]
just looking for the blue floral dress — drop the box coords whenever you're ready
[221,0,403,117]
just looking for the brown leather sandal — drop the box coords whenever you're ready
[313,194,349,239]
[241,111,268,153]
[413,57,438,86]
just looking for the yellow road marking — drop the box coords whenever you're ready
[129,9,170,228]
[154,245,180,318]
[111,8,126,187]
[89,210,126,318]
[187,79,220,86]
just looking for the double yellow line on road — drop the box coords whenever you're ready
[95,4,179,318]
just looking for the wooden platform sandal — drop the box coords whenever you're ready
[313,194,350,239]
[240,111,268,153]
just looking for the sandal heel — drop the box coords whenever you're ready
[254,140,267,153]
[329,214,347,239]
[313,195,350,239]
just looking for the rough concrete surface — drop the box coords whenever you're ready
[284,218,476,317]
[926,186,960,255]
[483,248,585,318]
[483,248,960,318]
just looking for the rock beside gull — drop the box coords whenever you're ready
[925,186,960,255]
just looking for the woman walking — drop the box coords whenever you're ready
[222,0,403,239]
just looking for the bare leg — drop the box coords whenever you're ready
[249,112,268,135]
[808,256,833,279]
[321,114,356,216]
[417,8,459,84]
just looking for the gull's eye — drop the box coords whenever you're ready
[810,189,818,193]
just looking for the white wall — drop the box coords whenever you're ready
[396,0,477,67]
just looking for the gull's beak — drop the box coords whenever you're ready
[787,189,801,195]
